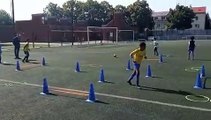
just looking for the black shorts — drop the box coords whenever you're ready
[189,47,195,52]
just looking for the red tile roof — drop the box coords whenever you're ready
[192,7,206,14]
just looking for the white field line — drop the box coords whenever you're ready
[0,78,211,112]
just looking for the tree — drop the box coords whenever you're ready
[115,5,127,13]
[82,0,113,26]
[44,2,64,18]
[0,9,12,25]
[127,0,154,32]
[99,1,114,24]
[114,5,131,26]
[205,13,211,29]
[62,0,84,23]
[166,5,195,30]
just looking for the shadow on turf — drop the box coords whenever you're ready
[28,61,41,64]
[103,81,115,84]
[194,59,211,62]
[48,92,109,104]
[46,93,58,96]
[1,62,15,66]
[95,100,109,104]
[79,71,88,73]
[151,76,163,79]
[203,77,211,89]
[140,86,195,96]
[27,59,41,64]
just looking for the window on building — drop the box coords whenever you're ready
[158,17,161,20]
[195,24,200,28]
[154,17,158,20]
[161,16,166,20]
[157,24,160,28]
[195,16,198,20]
[42,17,45,24]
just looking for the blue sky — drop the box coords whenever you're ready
[0,0,210,20]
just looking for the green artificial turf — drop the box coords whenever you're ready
[0,40,211,120]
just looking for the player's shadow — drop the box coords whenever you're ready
[49,92,109,104]
[141,86,195,96]
[194,59,211,62]
[95,100,109,104]
[28,59,38,62]
[203,77,211,89]
[1,62,15,66]
[151,76,163,79]
[77,71,88,73]
[45,93,58,96]
[28,61,40,64]
[28,59,41,64]
[103,81,115,84]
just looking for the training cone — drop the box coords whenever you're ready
[42,57,46,66]
[200,65,205,78]
[40,78,49,95]
[145,65,152,78]
[126,60,131,70]
[86,83,96,103]
[16,61,21,71]
[75,61,80,72]
[194,73,202,89]
[159,55,163,63]
[98,68,105,83]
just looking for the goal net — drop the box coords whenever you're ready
[87,26,118,45]
[118,30,135,42]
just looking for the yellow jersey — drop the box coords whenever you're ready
[23,43,30,52]
[130,48,146,64]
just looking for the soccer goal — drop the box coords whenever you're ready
[87,26,118,45]
[50,29,90,46]
[118,30,135,42]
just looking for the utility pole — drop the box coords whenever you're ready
[11,0,15,33]
[71,4,74,46]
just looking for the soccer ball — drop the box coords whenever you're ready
[113,54,117,58]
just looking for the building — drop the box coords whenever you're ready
[152,6,207,30]
[191,7,206,30]
[103,12,133,41]
[152,11,169,30]
[14,12,133,43]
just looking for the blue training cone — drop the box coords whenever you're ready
[126,59,131,70]
[159,54,163,63]
[75,61,80,72]
[42,57,46,66]
[98,68,105,83]
[145,65,152,78]
[86,83,96,103]
[16,61,21,71]
[200,65,205,78]
[194,73,202,89]
[40,78,49,95]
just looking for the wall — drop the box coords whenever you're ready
[191,14,206,30]
[0,25,15,42]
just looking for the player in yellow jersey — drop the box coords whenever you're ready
[22,39,30,63]
[127,42,147,88]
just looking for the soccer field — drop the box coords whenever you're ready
[0,40,211,120]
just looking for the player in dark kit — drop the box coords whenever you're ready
[188,36,196,60]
